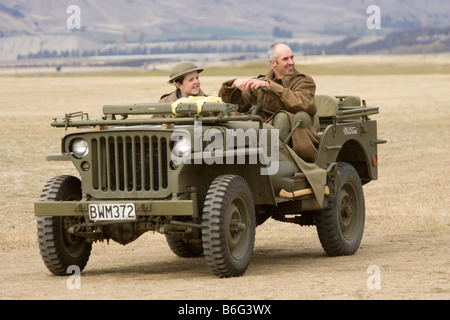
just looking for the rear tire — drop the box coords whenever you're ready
[37,175,92,275]
[315,163,365,256]
[201,175,255,277]
[165,236,203,258]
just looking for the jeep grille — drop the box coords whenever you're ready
[74,132,174,198]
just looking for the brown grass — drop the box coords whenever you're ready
[0,55,449,249]
[0,55,449,300]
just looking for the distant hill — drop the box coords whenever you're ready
[2,0,450,38]
[308,27,450,55]
[1,0,450,61]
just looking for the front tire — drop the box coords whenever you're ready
[201,175,255,277]
[315,163,365,256]
[37,175,92,275]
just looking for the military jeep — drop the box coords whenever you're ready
[34,93,385,278]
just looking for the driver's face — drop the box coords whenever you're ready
[177,71,201,97]
[271,45,295,79]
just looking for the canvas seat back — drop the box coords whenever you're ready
[313,94,339,131]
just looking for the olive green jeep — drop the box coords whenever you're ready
[34,93,386,277]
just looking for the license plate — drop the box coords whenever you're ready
[88,203,136,221]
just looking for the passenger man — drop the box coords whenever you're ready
[218,43,319,162]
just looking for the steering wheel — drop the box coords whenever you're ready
[229,86,287,116]
[258,87,287,114]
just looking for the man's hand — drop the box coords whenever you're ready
[233,78,269,91]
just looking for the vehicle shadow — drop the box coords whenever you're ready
[81,246,328,278]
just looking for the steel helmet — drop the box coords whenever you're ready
[168,61,203,84]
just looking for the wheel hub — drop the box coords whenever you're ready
[341,195,353,222]
[227,202,250,259]
[339,186,360,240]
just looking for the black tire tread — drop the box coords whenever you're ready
[37,175,92,276]
[315,163,365,257]
[165,235,203,258]
[201,175,255,278]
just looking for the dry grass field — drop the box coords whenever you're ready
[0,55,449,300]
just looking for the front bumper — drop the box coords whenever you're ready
[34,200,195,217]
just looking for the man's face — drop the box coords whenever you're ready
[271,45,295,79]
[178,71,201,96]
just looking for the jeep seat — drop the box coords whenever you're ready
[313,94,339,132]
[338,95,361,107]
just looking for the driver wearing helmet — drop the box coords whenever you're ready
[153,61,207,118]
[160,61,206,103]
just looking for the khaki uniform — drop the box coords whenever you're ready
[159,89,207,103]
[153,89,207,118]
[218,69,319,162]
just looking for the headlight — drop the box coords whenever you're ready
[71,138,89,159]
[172,136,191,158]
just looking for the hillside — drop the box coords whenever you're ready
[308,27,450,55]
[2,0,450,38]
[1,0,450,61]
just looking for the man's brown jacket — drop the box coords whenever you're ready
[218,69,319,162]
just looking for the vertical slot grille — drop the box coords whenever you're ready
[91,134,168,193]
